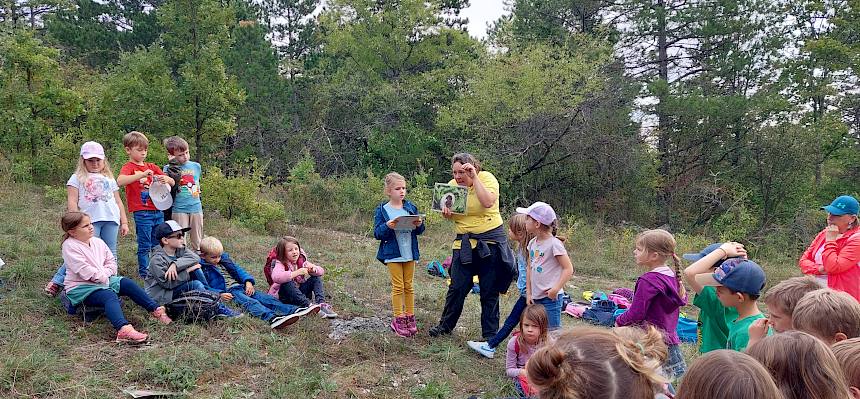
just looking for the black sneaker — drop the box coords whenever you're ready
[270,304,321,330]
[428,325,451,337]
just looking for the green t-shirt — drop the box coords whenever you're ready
[727,312,766,351]
[693,286,739,353]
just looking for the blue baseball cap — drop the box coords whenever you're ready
[694,258,766,296]
[822,195,859,216]
[682,243,734,268]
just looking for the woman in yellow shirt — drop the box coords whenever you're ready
[429,153,517,340]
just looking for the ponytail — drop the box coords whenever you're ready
[615,327,670,388]
[672,253,686,298]
[527,346,581,399]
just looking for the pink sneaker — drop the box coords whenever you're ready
[405,314,418,335]
[390,316,411,337]
[44,281,61,297]
[150,306,172,325]
[116,324,148,343]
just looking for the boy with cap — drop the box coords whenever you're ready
[144,221,239,319]
[693,255,767,351]
[683,242,745,353]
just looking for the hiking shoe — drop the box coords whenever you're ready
[216,303,243,319]
[318,303,338,319]
[116,324,148,344]
[405,314,418,335]
[391,316,411,337]
[44,281,62,297]
[150,306,172,325]
[271,304,321,330]
[429,325,451,337]
[467,341,495,359]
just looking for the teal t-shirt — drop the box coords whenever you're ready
[727,312,767,351]
[693,286,739,353]
[168,161,202,214]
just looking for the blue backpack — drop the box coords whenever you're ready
[582,299,619,326]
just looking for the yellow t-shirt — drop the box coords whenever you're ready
[450,171,504,249]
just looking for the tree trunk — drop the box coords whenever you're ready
[655,0,671,226]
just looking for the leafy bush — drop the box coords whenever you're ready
[202,166,286,232]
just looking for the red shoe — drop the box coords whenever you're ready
[151,306,172,325]
[116,325,148,344]
[405,314,418,335]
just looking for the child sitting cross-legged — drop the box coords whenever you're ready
[144,221,239,318]
[198,237,320,329]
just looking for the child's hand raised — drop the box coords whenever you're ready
[718,242,746,259]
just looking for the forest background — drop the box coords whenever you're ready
[3,0,860,256]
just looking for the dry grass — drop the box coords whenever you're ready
[0,182,805,398]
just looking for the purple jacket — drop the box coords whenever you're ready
[615,267,687,345]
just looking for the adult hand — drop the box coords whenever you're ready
[220,292,234,302]
[119,223,129,237]
[825,224,839,242]
[245,281,255,296]
[441,206,453,219]
[461,163,477,178]
[166,263,178,281]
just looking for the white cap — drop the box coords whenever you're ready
[149,181,173,210]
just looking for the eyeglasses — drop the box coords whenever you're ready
[167,233,184,239]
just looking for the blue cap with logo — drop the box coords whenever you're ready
[822,195,859,216]
[694,257,766,296]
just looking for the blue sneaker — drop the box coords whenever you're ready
[467,340,495,359]
[216,303,242,318]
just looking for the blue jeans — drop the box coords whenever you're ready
[665,344,687,379]
[134,210,164,279]
[488,295,528,348]
[51,221,120,285]
[82,277,158,330]
[277,275,325,307]
[535,294,562,330]
[228,285,298,321]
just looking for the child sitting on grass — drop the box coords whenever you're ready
[832,338,860,399]
[747,331,852,399]
[198,236,319,329]
[144,221,239,318]
[60,212,171,343]
[747,276,822,347]
[506,305,550,398]
[266,236,337,318]
[791,288,860,345]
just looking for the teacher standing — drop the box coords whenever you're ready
[429,153,516,340]
[799,195,860,302]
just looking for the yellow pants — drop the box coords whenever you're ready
[387,261,415,317]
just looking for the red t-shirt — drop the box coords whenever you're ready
[120,162,165,212]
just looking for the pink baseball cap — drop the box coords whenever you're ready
[80,141,105,160]
[516,201,557,225]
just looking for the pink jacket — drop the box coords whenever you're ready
[799,226,860,301]
[61,236,117,292]
[267,249,325,298]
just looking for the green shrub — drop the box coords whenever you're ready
[202,167,286,232]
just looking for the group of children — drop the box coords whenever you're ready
[49,132,337,342]
[42,133,860,397]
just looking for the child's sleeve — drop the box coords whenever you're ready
[63,243,111,284]
[270,260,294,283]
[222,253,255,285]
[505,339,521,378]
[173,250,201,272]
[373,206,394,241]
[615,277,657,326]
[102,242,118,277]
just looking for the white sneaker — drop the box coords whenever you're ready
[467,340,495,359]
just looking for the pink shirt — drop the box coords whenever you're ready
[61,236,117,292]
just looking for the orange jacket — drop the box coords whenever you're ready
[799,226,860,301]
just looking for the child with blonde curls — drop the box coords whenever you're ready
[747,331,852,399]
[677,350,783,399]
[615,229,688,379]
[526,326,670,399]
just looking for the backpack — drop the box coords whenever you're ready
[582,299,619,326]
[165,290,220,323]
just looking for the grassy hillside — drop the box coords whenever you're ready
[0,181,804,398]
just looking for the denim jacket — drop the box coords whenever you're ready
[199,252,255,293]
[374,200,425,264]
